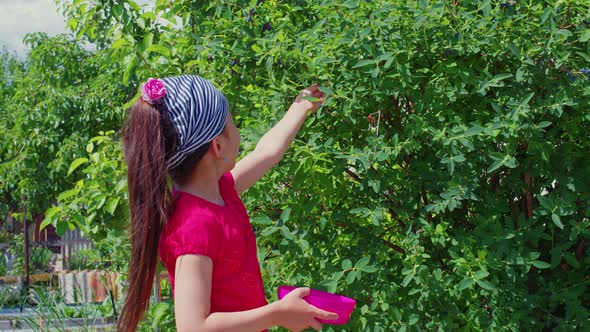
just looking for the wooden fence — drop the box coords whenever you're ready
[60,228,93,271]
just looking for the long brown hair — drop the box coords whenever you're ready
[117,98,210,331]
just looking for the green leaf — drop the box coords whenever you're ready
[261,226,279,236]
[112,37,129,50]
[393,307,402,321]
[115,179,127,193]
[40,207,60,230]
[318,86,334,95]
[342,259,352,270]
[123,55,138,86]
[44,206,60,220]
[538,196,551,209]
[123,90,141,109]
[555,29,573,39]
[58,188,80,202]
[540,7,552,24]
[487,158,504,173]
[492,73,512,82]
[563,252,580,269]
[457,277,474,290]
[355,256,371,269]
[359,265,379,273]
[280,226,295,240]
[67,18,78,31]
[353,59,375,68]
[402,273,414,287]
[408,314,419,325]
[68,158,88,176]
[515,67,525,82]
[301,96,321,102]
[447,158,455,175]
[433,269,442,280]
[345,270,356,284]
[519,92,535,107]
[551,213,564,229]
[146,44,172,58]
[56,222,69,237]
[538,121,552,128]
[251,215,273,225]
[464,126,483,137]
[476,279,495,290]
[95,194,107,209]
[107,197,120,215]
[408,287,420,295]
[459,138,474,151]
[151,303,168,328]
[474,270,489,280]
[532,260,551,269]
[342,0,359,9]
[579,29,590,43]
[504,156,518,168]
[280,207,291,221]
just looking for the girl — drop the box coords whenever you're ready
[117,75,338,332]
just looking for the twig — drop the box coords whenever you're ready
[344,167,361,182]
[372,110,382,156]
[138,52,156,74]
[381,238,405,254]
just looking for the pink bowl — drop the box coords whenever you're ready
[277,286,356,325]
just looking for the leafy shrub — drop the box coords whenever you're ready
[30,247,53,274]
[21,286,116,331]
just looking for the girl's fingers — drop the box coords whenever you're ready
[290,287,310,299]
[314,308,338,320]
[309,319,323,331]
[306,83,320,93]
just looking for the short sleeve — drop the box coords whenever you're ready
[168,214,223,262]
[219,172,238,199]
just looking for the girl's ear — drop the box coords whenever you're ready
[209,136,224,159]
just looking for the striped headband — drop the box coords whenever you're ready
[142,75,229,169]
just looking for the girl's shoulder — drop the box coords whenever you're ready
[164,171,240,235]
[160,199,224,261]
[169,192,222,228]
[219,171,236,195]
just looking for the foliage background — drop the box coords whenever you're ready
[1,0,589,330]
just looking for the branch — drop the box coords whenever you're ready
[381,238,405,254]
[344,167,361,182]
[576,239,585,261]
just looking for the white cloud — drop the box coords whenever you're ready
[0,0,67,57]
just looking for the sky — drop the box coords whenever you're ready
[0,0,160,57]
[0,0,68,57]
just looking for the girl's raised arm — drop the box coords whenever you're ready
[231,83,325,194]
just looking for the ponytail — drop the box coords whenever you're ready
[118,99,176,332]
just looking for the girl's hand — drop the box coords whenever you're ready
[293,83,325,113]
[274,287,338,331]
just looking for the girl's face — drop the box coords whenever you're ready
[223,114,240,168]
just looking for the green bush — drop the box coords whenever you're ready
[30,247,53,274]
[10,0,590,330]
[21,287,116,331]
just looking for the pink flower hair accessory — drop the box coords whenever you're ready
[141,78,166,104]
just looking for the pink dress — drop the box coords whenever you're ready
[159,172,268,314]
